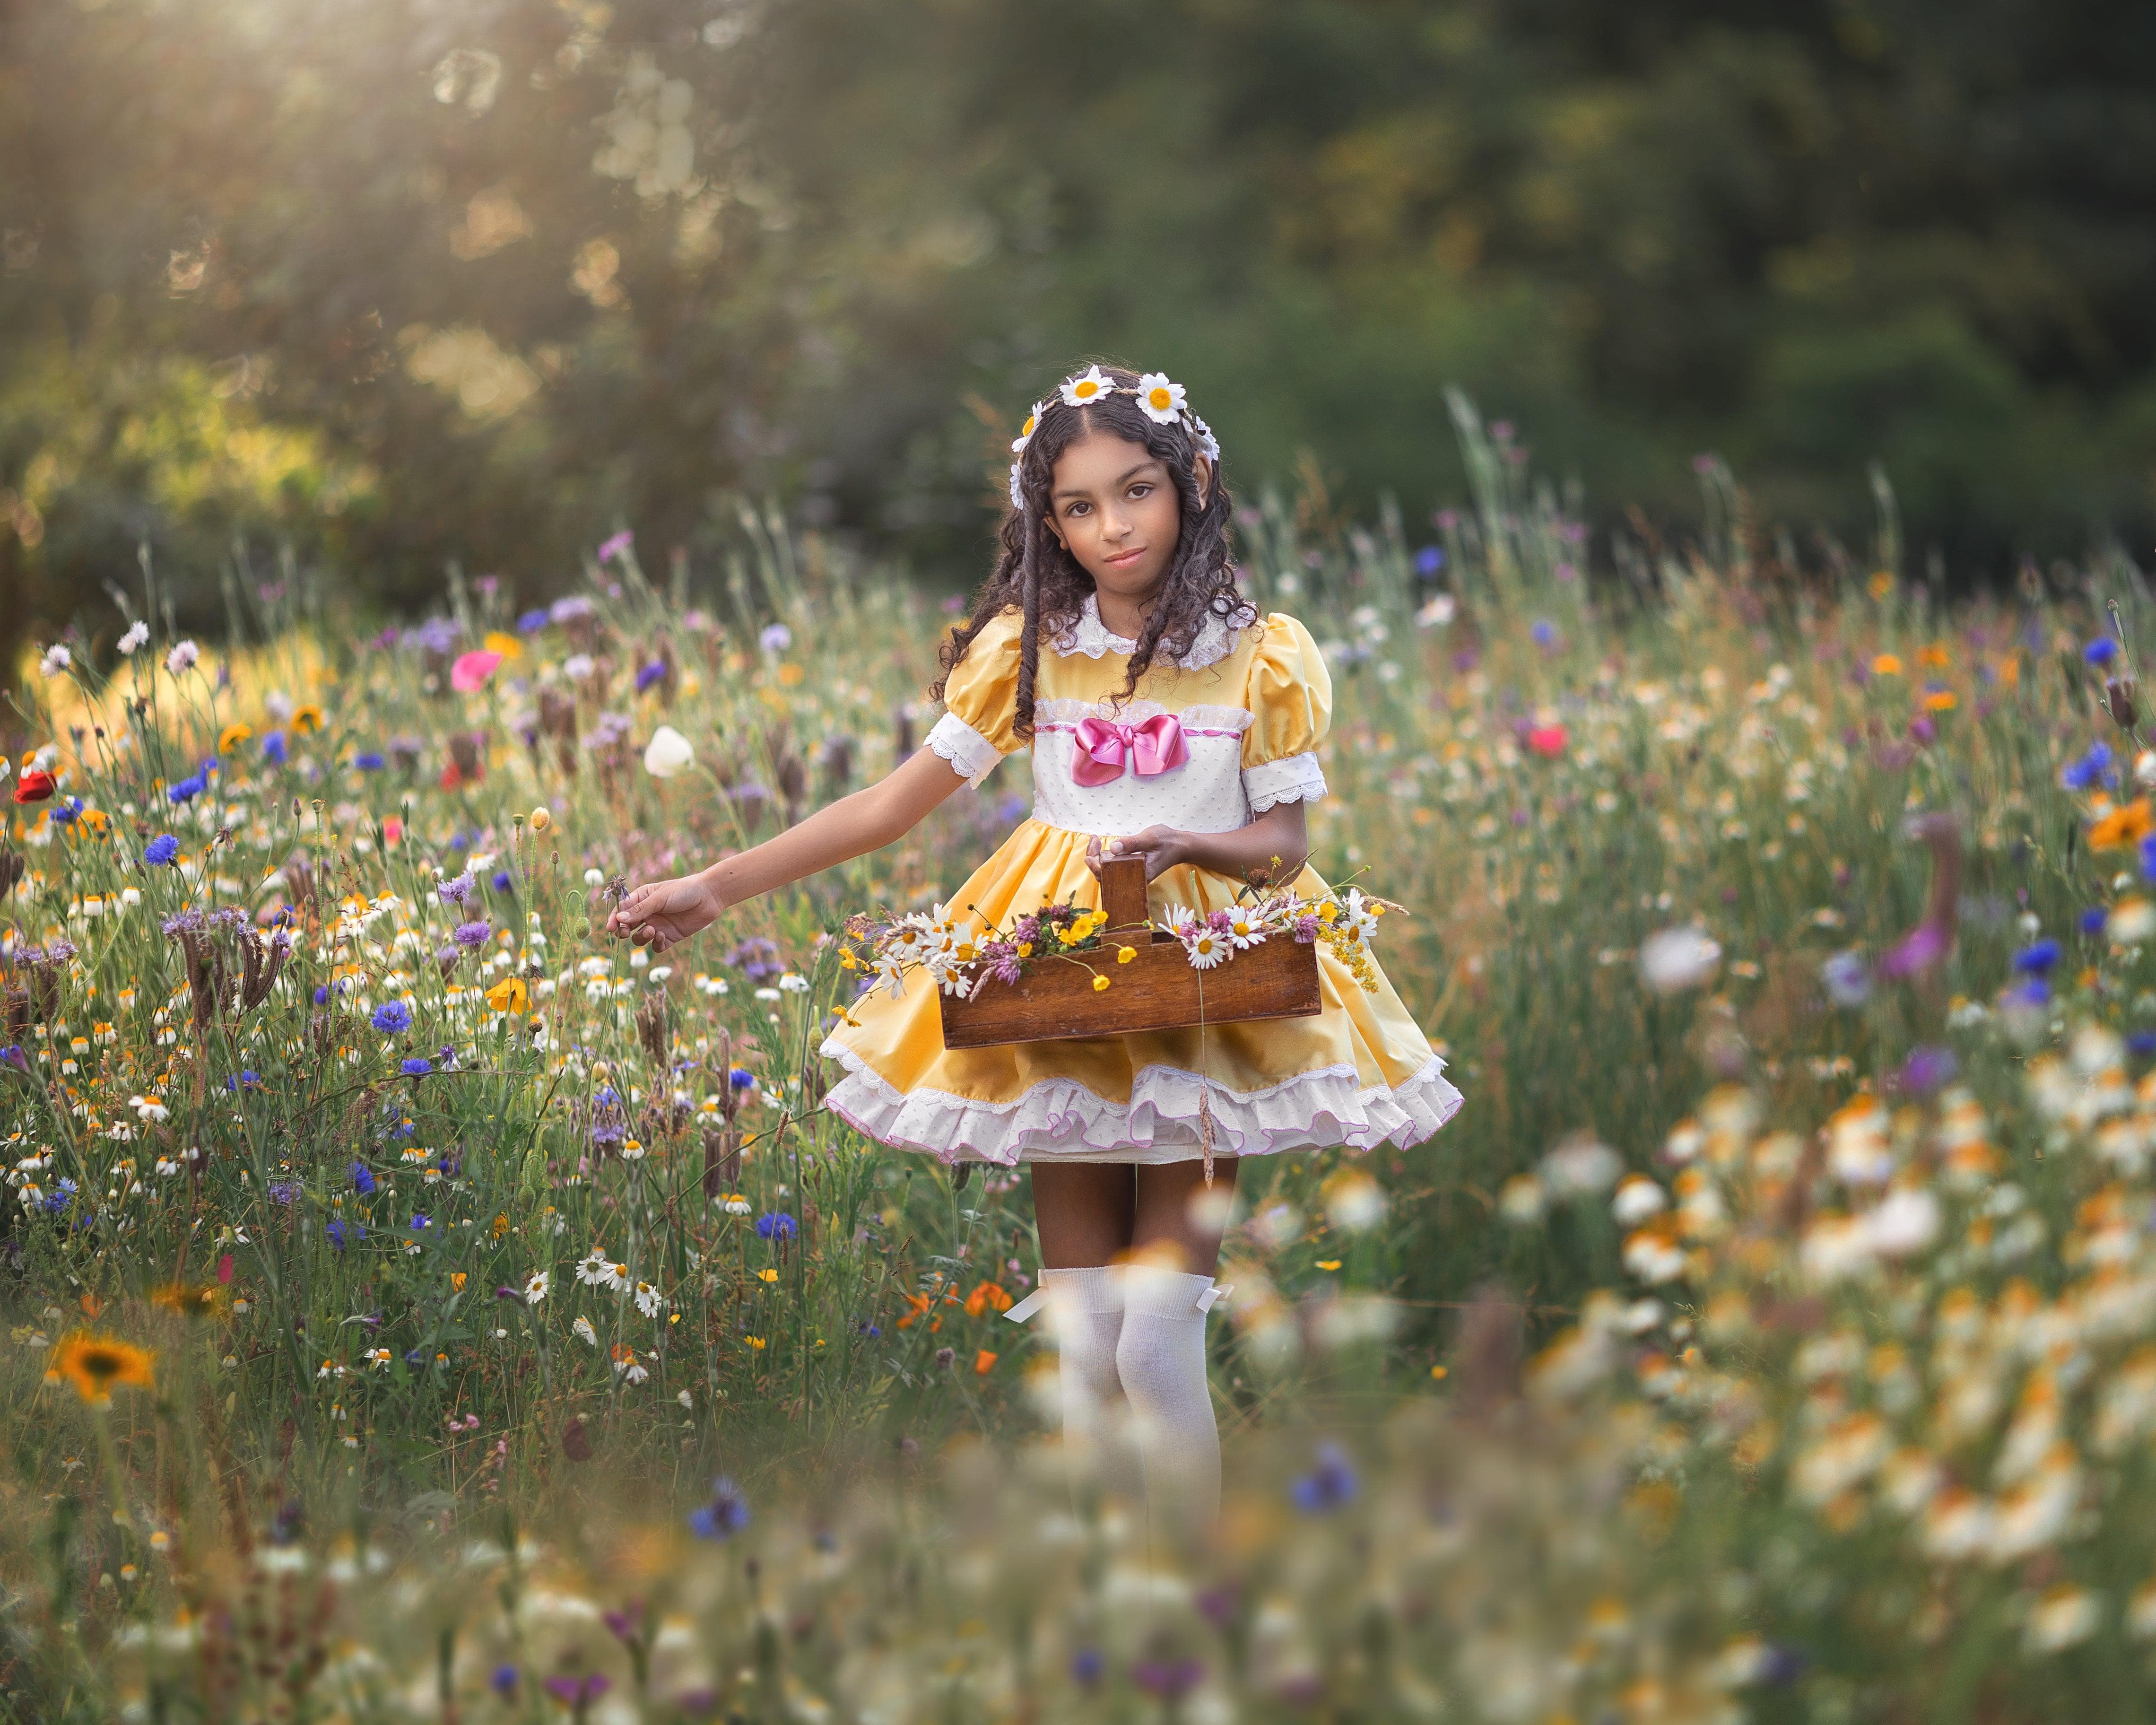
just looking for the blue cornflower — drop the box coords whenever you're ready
[635,660,668,693]
[2142,833,2156,883]
[754,1212,797,1241]
[371,1000,413,1034]
[313,985,330,1004]
[351,1161,377,1194]
[1820,950,1871,1009]
[491,869,513,894]
[453,920,491,950]
[44,1177,78,1215]
[1071,1649,1106,1687]
[410,1214,431,1233]
[261,731,288,765]
[2008,976,2052,1008]
[143,834,180,866]
[1530,619,1556,646]
[1899,1045,1957,1095]
[326,1218,361,1250]
[2013,940,2061,975]
[687,1477,751,1540]
[2082,907,2111,936]
[2130,1030,2156,1058]
[2062,742,2115,792]
[2086,636,2120,666]
[759,623,792,654]
[1290,1442,1359,1514]
[1413,545,1445,577]
[728,1066,756,1091]
[0,1046,27,1074]
[168,775,205,804]
[400,1057,433,1077]
[49,798,80,826]
[491,1665,520,1697]
[516,608,550,635]
[353,750,386,772]
[224,1070,264,1092]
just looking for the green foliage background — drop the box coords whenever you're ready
[6,0,2156,672]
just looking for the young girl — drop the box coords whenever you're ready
[608,362,1462,1541]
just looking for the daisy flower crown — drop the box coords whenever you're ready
[1006,365,1221,511]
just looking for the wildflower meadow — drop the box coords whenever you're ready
[10,403,2156,1721]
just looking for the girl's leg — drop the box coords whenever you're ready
[1117,1158,1240,1548]
[1029,1165,1140,1498]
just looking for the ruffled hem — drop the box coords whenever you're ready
[817,1040,1464,1167]
[1243,751,1328,812]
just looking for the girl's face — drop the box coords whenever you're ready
[1045,430,1210,613]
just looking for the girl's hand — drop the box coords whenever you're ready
[1086,827,1189,883]
[607,871,726,954]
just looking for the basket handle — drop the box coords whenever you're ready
[1099,854,1149,930]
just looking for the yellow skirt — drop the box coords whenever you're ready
[819,819,1463,1165]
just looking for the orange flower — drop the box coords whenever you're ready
[50,1333,156,1405]
[895,1292,933,1330]
[1871,653,1904,677]
[973,1349,998,1376]
[2089,799,2155,852]
[1916,644,1950,669]
[1922,688,1958,712]
[963,1282,1014,1318]
[150,1283,226,1320]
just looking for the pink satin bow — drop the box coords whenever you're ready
[1070,713,1190,788]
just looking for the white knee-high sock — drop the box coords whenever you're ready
[1114,1266,1221,1546]
[1039,1266,1132,1490]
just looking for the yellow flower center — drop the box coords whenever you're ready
[1020,414,1036,437]
[1075,380,1101,399]
[1148,387,1172,410]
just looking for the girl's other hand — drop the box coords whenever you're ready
[1086,827,1188,883]
[607,871,725,954]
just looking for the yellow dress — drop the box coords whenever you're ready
[818,596,1463,1165]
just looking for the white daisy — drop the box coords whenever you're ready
[1182,927,1228,970]
[634,1280,664,1318]
[1008,461,1025,510]
[1059,364,1116,408]
[1009,401,1043,454]
[574,1247,612,1287]
[571,1316,599,1347]
[1188,411,1221,462]
[722,1194,751,1216]
[604,1260,631,1294]
[523,1270,549,1305]
[1226,913,1265,950]
[1135,373,1186,424]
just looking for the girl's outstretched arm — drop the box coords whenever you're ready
[605,749,969,952]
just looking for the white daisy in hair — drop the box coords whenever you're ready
[1059,364,1115,407]
[1010,402,1043,453]
[1135,372,1186,424]
[1188,410,1221,461]
[1008,462,1025,511]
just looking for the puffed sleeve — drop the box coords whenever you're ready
[1239,613,1332,812]
[926,609,1025,787]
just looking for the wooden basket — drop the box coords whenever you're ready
[938,856,1322,1050]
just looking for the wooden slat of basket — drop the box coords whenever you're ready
[938,857,1322,1050]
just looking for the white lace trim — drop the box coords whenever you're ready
[1050,593,1249,671]
[817,1039,1463,1166]
[1243,751,1327,812]
[925,711,1003,788]
[1033,697,1254,734]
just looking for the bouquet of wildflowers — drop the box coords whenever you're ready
[840,881,1397,1002]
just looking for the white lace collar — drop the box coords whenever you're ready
[1050,592,1244,671]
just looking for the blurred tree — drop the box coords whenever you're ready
[3,0,2154,677]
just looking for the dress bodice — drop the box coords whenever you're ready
[924,595,1331,838]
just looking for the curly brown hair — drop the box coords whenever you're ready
[929,362,1254,741]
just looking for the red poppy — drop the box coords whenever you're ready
[1525,724,1569,758]
[12,769,55,804]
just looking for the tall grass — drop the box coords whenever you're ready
[4,418,2155,1719]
